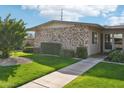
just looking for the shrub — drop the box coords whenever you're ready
[41,42,62,55]
[23,47,33,53]
[76,47,88,59]
[61,49,75,58]
[108,50,124,62]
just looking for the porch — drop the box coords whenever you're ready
[102,27,124,52]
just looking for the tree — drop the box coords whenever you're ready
[0,14,27,58]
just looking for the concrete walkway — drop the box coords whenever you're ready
[19,57,105,88]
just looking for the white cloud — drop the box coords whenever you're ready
[107,11,124,26]
[22,5,118,21]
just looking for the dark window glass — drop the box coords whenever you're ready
[92,32,97,44]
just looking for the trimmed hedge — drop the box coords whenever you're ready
[41,42,62,55]
[61,49,75,58]
[76,47,88,59]
[23,47,33,53]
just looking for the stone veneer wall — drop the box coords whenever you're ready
[34,25,89,52]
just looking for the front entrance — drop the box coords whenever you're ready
[104,34,112,50]
[104,33,123,52]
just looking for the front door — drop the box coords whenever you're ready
[104,34,112,50]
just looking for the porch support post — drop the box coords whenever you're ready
[122,33,124,51]
[112,33,115,50]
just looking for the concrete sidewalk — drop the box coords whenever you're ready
[19,57,104,88]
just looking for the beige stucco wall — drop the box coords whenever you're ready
[87,30,101,55]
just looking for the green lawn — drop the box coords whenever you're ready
[65,62,124,88]
[0,52,77,88]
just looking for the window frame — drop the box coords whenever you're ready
[92,32,98,44]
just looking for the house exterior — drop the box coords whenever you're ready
[28,20,124,56]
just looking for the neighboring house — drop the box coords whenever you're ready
[28,20,124,56]
[25,32,35,46]
[24,38,34,46]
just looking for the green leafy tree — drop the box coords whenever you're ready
[0,14,27,58]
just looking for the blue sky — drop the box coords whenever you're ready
[0,5,124,28]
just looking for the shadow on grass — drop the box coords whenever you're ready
[0,52,76,82]
[0,65,20,81]
[19,53,76,70]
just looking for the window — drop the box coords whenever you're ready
[92,32,98,44]
[114,34,122,50]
